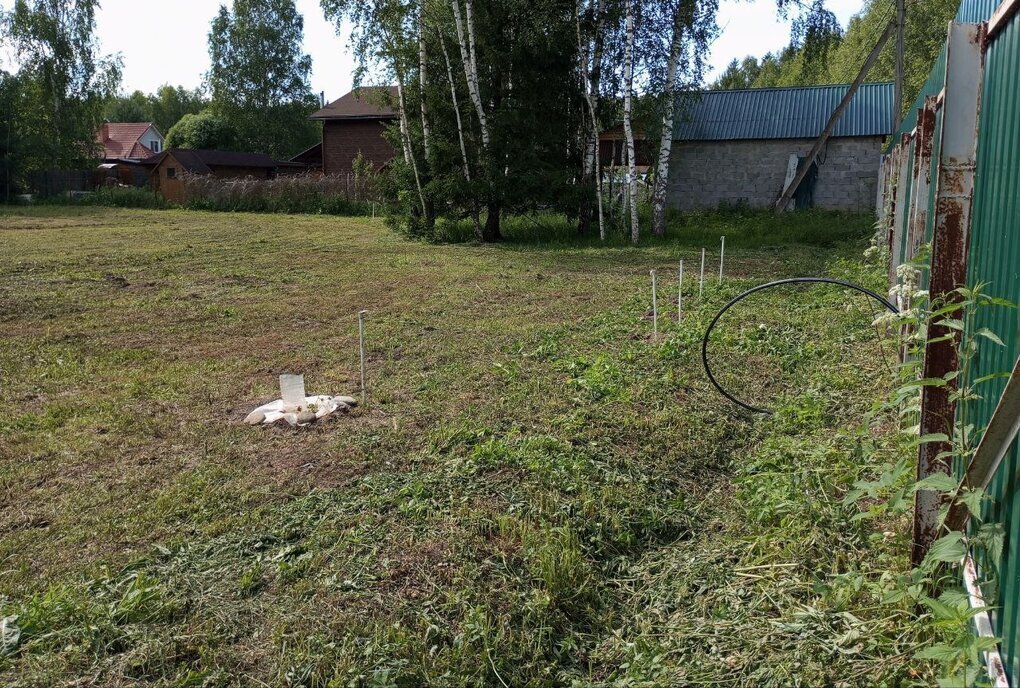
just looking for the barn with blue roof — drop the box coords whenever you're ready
[667,82,894,211]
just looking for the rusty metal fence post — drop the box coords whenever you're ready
[912,21,986,566]
[906,97,939,263]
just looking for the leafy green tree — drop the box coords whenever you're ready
[103,85,207,136]
[712,0,958,115]
[104,89,152,122]
[165,110,236,150]
[206,0,319,157]
[149,85,207,136]
[713,57,761,90]
[2,0,121,180]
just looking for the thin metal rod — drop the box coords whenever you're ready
[358,310,367,404]
[945,354,1020,532]
[650,269,658,340]
[699,248,705,297]
[678,260,684,321]
[719,236,725,283]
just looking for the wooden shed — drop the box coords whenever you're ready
[149,149,281,203]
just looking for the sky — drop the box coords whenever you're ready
[2,0,868,99]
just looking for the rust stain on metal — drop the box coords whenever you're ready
[913,21,984,565]
[914,216,967,565]
[908,98,938,260]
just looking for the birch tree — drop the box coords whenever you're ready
[645,0,715,236]
[449,0,489,149]
[439,33,483,238]
[622,0,640,243]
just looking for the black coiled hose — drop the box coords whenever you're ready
[701,277,900,415]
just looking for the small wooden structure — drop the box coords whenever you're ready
[149,149,282,203]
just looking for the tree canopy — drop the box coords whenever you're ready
[104,85,208,136]
[165,110,236,150]
[206,0,319,157]
[710,0,959,114]
[1,0,121,195]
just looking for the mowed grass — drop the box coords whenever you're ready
[0,207,930,686]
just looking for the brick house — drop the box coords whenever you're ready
[149,148,285,203]
[310,86,398,174]
[667,82,894,211]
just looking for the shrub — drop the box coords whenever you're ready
[33,186,166,209]
[180,172,382,216]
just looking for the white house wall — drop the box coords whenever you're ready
[141,125,164,154]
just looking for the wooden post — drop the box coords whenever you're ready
[774,19,896,213]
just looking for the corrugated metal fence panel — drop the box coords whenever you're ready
[885,0,1020,678]
[676,82,894,141]
[957,0,1002,21]
[966,10,1020,680]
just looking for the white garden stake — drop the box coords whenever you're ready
[650,269,658,340]
[719,236,726,283]
[677,260,684,321]
[699,248,706,297]
[359,310,367,404]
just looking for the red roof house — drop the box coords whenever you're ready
[97,123,165,161]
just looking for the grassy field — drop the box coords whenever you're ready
[0,207,935,686]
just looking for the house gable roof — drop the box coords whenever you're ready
[674,82,894,141]
[311,86,398,120]
[99,123,162,159]
[152,148,282,173]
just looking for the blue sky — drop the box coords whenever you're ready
[1,0,868,99]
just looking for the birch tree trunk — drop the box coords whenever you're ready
[652,7,684,237]
[441,34,483,239]
[623,0,639,243]
[395,76,428,221]
[418,3,431,163]
[451,0,500,241]
[450,0,490,149]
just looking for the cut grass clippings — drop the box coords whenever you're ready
[0,206,939,686]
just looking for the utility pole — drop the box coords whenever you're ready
[893,0,905,133]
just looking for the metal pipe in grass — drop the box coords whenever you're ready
[719,236,725,284]
[359,310,368,404]
[701,277,900,414]
[699,248,706,297]
[678,260,684,321]
[650,269,658,340]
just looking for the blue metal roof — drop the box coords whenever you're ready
[675,82,895,141]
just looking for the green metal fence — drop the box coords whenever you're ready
[880,0,1020,682]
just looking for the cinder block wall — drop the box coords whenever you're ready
[666,136,885,211]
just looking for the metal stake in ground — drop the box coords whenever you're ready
[358,310,368,404]
[719,236,726,284]
[650,269,658,340]
[699,248,706,297]
[677,260,684,321]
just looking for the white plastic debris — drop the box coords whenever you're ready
[244,375,358,427]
